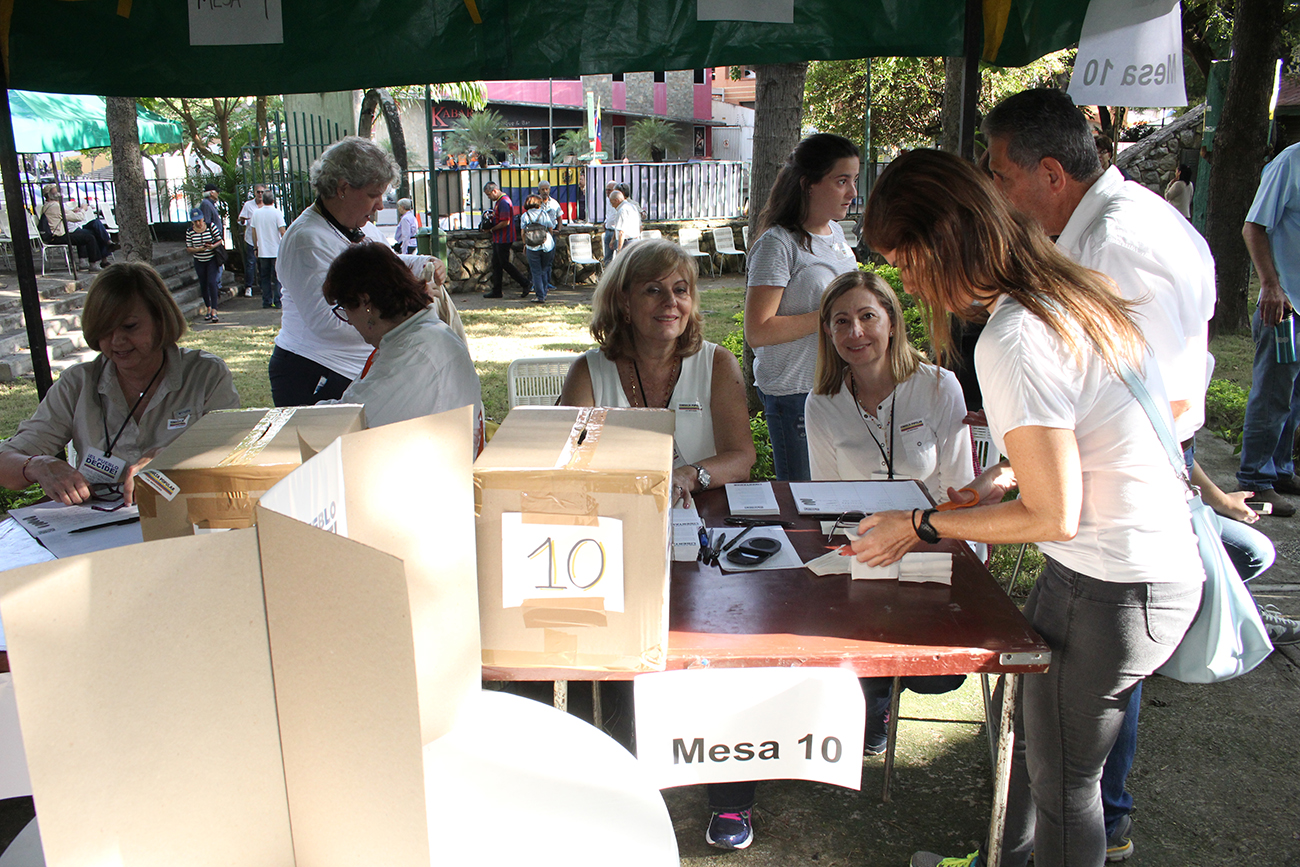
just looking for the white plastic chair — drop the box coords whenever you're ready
[712,226,745,272]
[677,227,715,277]
[507,356,579,408]
[838,219,860,249]
[567,233,602,285]
[742,225,750,250]
[29,213,72,276]
[640,229,662,241]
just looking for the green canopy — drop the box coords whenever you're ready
[4,0,1090,99]
[8,90,182,153]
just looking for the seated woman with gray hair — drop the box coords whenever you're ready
[269,136,446,407]
[393,197,419,254]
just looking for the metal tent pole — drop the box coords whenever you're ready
[0,84,54,397]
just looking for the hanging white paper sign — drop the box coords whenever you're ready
[1068,0,1186,107]
[500,513,625,612]
[190,0,285,46]
[634,667,865,790]
[697,0,793,23]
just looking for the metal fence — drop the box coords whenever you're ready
[13,176,191,229]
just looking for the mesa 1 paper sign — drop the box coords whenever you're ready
[634,668,865,790]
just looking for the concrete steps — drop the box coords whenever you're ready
[0,243,233,382]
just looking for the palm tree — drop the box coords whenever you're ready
[552,129,593,164]
[626,119,683,162]
[444,109,510,167]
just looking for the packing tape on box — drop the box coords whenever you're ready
[216,407,298,467]
[554,407,605,470]
[185,493,260,530]
[522,597,609,629]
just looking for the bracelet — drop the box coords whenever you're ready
[914,508,941,545]
[20,454,37,483]
[911,509,921,535]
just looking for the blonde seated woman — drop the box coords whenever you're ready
[559,238,754,506]
[806,268,974,755]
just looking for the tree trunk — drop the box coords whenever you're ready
[255,96,268,146]
[745,62,808,415]
[106,97,152,262]
[938,57,964,154]
[359,88,410,199]
[1207,0,1283,334]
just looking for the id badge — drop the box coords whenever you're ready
[80,448,127,485]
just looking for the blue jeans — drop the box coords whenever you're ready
[194,258,222,310]
[756,387,811,481]
[1238,309,1300,490]
[526,247,554,301]
[257,258,281,307]
[243,238,259,289]
[603,228,616,265]
[996,558,1200,867]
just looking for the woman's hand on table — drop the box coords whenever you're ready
[671,465,697,509]
[28,456,93,506]
[849,510,920,566]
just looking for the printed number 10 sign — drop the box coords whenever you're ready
[500,513,625,612]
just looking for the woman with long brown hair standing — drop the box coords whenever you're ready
[854,149,1203,867]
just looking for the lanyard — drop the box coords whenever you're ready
[100,359,165,458]
[849,371,896,479]
[314,197,366,243]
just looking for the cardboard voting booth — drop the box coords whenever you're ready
[134,405,366,541]
[474,406,674,672]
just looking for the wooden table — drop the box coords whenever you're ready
[484,482,1049,865]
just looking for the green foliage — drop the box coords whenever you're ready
[1205,377,1249,446]
[390,82,488,111]
[721,311,745,360]
[803,51,1073,157]
[60,157,84,178]
[553,129,593,163]
[626,119,684,162]
[749,413,775,481]
[444,109,510,166]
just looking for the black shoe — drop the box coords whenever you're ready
[519,289,531,297]
[483,292,503,299]
[1245,488,1296,517]
[1273,474,1300,496]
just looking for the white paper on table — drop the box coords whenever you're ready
[634,667,864,790]
[672,506,704,562]
[788,480,931,516]
[724,481,780,516]
[7,501,141,559]
[715,526,801,573]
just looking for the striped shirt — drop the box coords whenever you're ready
[186,224,222,261]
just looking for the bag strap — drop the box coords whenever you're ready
[1118,363,1190,484]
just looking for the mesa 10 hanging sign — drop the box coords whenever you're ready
[1068,0,1187,108]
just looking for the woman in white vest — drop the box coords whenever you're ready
[559,239,754,506]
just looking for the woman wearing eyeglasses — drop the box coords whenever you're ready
[320,242,483,452]
[0,263,239,506]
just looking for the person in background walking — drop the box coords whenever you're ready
[482,181,528,299]
[186,207,223,323]
[237,184,266,297]
[247,190,287,309]
[519,195,557,303]
[394,197,419,254]
[603,180,619,264]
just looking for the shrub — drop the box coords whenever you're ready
[750,413,775,480]
[1205,378,1249,447]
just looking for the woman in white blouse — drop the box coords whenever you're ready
[805,269,972,756]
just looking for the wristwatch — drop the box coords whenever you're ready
[691,464,711,491]
[914,508,941,544]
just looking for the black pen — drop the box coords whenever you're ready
[711,532,727,566]
[721,525,755,553]
[68,516,141,534]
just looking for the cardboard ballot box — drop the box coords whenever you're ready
[0,407,481,866]
[474,406,674,672]
[135,404,366,541]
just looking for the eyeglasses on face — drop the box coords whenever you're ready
[331,303,350,324]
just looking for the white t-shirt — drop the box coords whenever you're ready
[747,224,858,396]
[328,307,484,453]
[585,342,718,468]
[615,199,642,241]
[1056,167,1215,442]
[248,205,286,259]
[804,364,973,502]
[275,206,431,379]
[976,295,1203,585]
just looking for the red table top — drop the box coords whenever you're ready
[482,482,1050,681]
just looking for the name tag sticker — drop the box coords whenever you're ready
[678,401,703,413]
[167,409,193,431]
[79,448,126,486]
[899,419,925,433]
[137,469,180,502]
